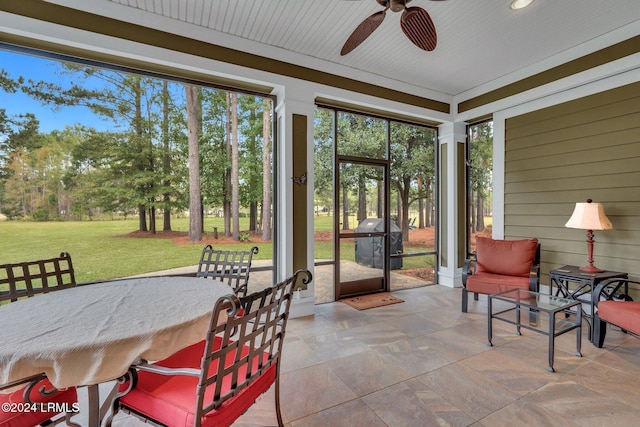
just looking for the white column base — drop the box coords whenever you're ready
[289,296,314,318]
[438,267,462,288]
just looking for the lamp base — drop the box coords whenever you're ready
[579,265,603,273]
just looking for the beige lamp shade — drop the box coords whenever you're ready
[565,199,613,273]
[565,201,613,231]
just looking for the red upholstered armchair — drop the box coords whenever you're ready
[462,237,540,312]
[109,269,312,427]
[593,278,639,348]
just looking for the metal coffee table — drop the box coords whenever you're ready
[488,289,582,372]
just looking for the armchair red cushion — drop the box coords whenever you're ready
[0,378,77,427]
[119,337,275,427]
[465,271,532,296]
[597,301,640,336]
[475,237,538,277]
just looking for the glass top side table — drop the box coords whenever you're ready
[488,288,582,372]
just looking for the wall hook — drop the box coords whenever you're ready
[292,172,307,186]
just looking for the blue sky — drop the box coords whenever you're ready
[1,49,110,133]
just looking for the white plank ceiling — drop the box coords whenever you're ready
[91,0,640,96]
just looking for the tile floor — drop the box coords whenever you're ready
[102,284,640,426]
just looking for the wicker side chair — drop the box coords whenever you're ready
[111,269,312,427]
[196,245,259,297]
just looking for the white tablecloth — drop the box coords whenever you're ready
[0,276,233,390]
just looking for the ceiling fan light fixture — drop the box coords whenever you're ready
[510,0,534,10]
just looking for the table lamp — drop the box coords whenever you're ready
[565,199,613,273]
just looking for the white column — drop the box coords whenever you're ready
[437,121,467,288]
[273,84,315,318]
[492,114,506,239]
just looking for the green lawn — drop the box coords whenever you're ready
[0,218,271,283]
[1,216,435,283]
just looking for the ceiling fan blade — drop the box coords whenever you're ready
[400,7,437,51]
[340,10,386,56]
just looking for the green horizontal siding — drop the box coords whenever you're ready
[504,81,640,291]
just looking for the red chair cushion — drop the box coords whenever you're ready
[465,271,532,295]
[475,237,538,277]
[598,301,640,336]
[119,337,276,427]
[0,378,77,427]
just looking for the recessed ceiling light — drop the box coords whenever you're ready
[511,0,534,10]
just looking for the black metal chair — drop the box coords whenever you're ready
[110,269,312,427]
[196,245,259,297]
[0,251,76,303]
[0,252,80,426]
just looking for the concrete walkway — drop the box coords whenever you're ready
[140,260,432,304]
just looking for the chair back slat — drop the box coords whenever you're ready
[196,269,311,419]
[196,245,259,297]
[0,252,76,303]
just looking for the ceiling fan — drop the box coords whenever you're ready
[341,0,447,56]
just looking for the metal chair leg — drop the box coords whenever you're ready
[274,373,284,427]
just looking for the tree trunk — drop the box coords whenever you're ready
[139,206,147,232]
[200,198,204,234]
[162,80,172,231]
[396,191,401,227]
[148,164,155,234]
[425,179,432,227]
[249,201,257,232]
[417,176,424,229]
[261,99,272,241]
[185,84,202,242]
[342,185,349,230]
[231,93,240,241]
[134,77,147,232]
[149,207,156,234]
[476,189,485,231]
[470,192,477,233]
[377,181,383,218]
[400,177,411,242]
[357,173,366,223]
[224,93,232,237]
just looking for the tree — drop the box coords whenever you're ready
[468,122,493,233]
[390,123,436,241]
[19,62,176,231]
[185,84,202,241]
[230,92,240,241]
[238,95,265,234]
[0,109,45,213]
[199,88,229,223]
[155,80,188,231]
[336,112,387,229]
[313,108,335,216]
[224,93,232,237]
[2,149,30,218]
[131,76,149,232]
[161,80,172,231]
[63,127,118,219]
[261,98,272,241]
[2,56,272,237]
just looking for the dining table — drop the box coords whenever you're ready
[0,275,234,427]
